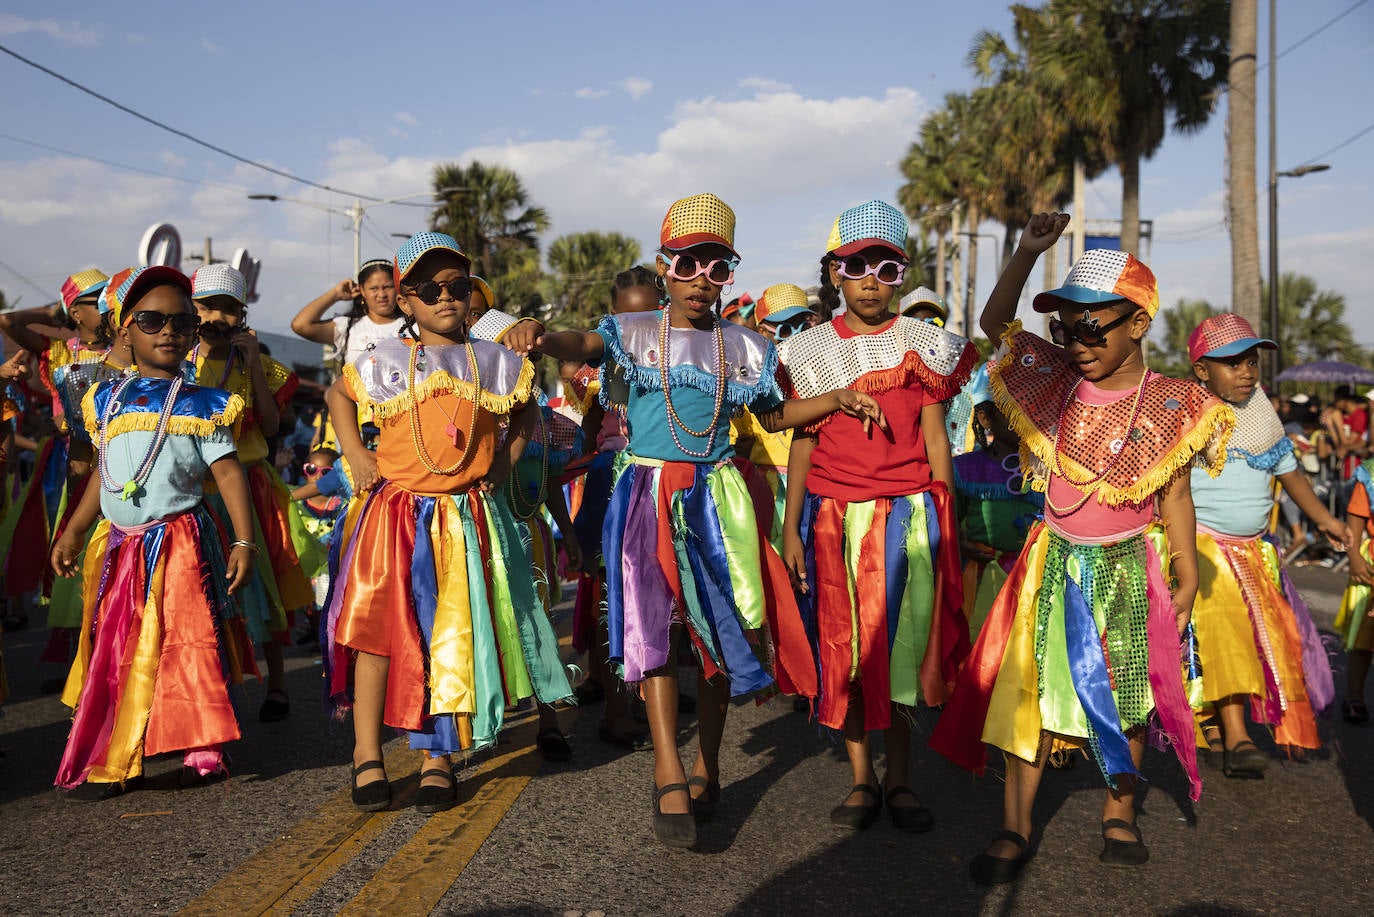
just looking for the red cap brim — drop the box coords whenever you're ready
[662,232,740,259]
[122,266,193,322]
[832,239,906,259]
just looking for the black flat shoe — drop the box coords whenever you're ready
[829,783,882,830]
[1223,740,1269,778]
[598,722,650,751]
[687,776,720,823]
[970,830,1035,885]
[66,776,144,802]
[652,782,696,848]
[350,760,391,812]
[1342,698,1370,724]
[536,727,572,762]
[414,763,458,815]
[1100,818,1149,867]
[573,680,606,704]
[885,786,934,833]
[259,689,290,723]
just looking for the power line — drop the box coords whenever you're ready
[0,42,381,202]
[0,130,249,192]
[0,255,52,299]
[1263,0,1369,69]
[1298,120,1374,168]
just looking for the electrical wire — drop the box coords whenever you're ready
[1297,120,1374,168]
[1261,0,1369,71]
[0,42,381,202]
[0,255,52,298]
[0,130,251,192]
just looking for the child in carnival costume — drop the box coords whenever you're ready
[1186,314,1341,773]
[1338,456,1374,725]
[502,193,881,848]
[323,232,572,815]
[930,214,1234,881]
[954,376,1044,641]
[0,352,37,703]
[51,266,258,799]
[730,283,817,551]
[189,263,313,722]
[779,201,976,832]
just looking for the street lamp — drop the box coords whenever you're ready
[1266,163,1329,379]
[248,187,464,273]
[958,231,999,339]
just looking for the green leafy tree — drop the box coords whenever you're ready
[1147,297,1217,378]
[1265,273,1364,368]
[545,231,642,330]
[1014,0,1230,255]
[429,160,550,310]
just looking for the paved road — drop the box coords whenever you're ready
[2,568,1373,916]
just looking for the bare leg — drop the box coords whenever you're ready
[352,651,389,787]
[882,703,915,807]
[1101,732,1147,840]
[1215,695,1252,750]
[264,640,287,694]
[841,687,880,805]
[643,668,688,815]
[986,734,1048,858]
[595,622,638,735]
[420,751,453,788]
[1348,649,1372,701]
[689,671,730,797]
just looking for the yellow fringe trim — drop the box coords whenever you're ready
[343,358,535,420]
[562,377,601,416]
[990,321,1235,507]
[81,387,245,440]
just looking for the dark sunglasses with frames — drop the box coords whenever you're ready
[1048,305,1138,348]
[127,311,203,336]
[403,278,473,305]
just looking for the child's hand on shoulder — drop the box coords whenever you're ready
[835,390,887,434]
[1017,212,1071,257]
[501,320,545,357]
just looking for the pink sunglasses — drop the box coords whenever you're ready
[836,255,906,286]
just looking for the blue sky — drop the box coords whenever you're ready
[1,0,1372,347]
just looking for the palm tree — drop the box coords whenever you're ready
[1228,0,1262,330]
[1017,0,1230,255]
[1265,273,1364,367]
[1147,297,1218,378]
[545,231,642,330]
[429,160,550,291]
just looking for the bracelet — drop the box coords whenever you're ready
[230,539,261,555]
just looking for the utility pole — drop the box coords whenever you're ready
[1267,0,1279,383]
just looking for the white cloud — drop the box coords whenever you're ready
[574,87,609,100]
[201,38,222,54]
[0,13,99,46]
[159,150,188,169]
[615,77,653,100]
[739,77,792,94]
[394,112,418,127]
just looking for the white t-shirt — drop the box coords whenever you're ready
[331,314,406,366]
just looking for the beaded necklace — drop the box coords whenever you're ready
[1045,368,1151,515]
[98,373,184,501]
[507,408,549,520]
[658,308,727,459]
[408,342,482,476]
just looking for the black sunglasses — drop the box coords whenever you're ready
[404,278,472,305]
[1049,308,1137,348]
[128,311,202,336]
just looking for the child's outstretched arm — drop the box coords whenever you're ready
[291,480,322,501]
[50,470,103,578]
[0,304,63,356]
[209,455,258,595]
[1278,468,1351,549]
[981,212,1071,341]
[1159,471,1199,634]
[757,391,886,435]
[210,455,258,594]
[326,378,379,492]
[781,433,817,594]
[503,323,604,364]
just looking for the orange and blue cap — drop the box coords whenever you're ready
[1188,313,1275,363]
[755,284,814,325]
[394,232,471,285]
[1033,249,1160,317]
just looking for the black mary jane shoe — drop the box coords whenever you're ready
[829,783,883,830]
[1099,818,1149,867]
[1222,740,1269,778]
[970,830,1035,885]
[885,786,934,833]
[687,776,720,823]
[66,776,144,803]
[258,689,291,723]
[536,727,573,763]
[652,783,697,848]
[414,763,459,815]
[350,760,392,812]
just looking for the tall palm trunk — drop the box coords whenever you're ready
[1120,154,1141,256]
[1228,0,1262,329]
[935,230,947,302]
[963,203,981,337]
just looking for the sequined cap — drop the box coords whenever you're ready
[660,193,738,257]
[1187,313,1275,363]
[1033,249,1159,317]
[394,232,471,285]
[191,263,248,306]
[755,284,813,325]
[471,276,495,309]
[60,269,109,314]
[899,285,947,320]
[825,201,907,258]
